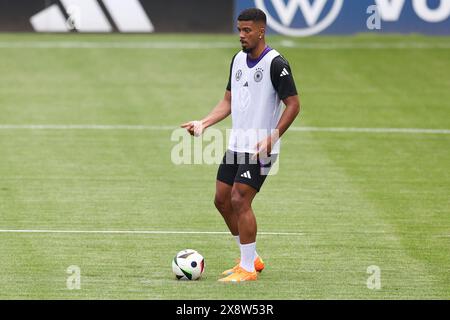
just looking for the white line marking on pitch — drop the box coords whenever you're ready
[0,229,303,236]
[0,124,176,130]
[0,41,237,49]
[0,41,449,50]
[0,124,449,135]
[289,127,450,134]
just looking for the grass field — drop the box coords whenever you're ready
[0,33,449,299]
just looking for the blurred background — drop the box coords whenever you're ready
[0,0,449,34]
[0,0,449,300]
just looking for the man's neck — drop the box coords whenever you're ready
[248,42,267,59]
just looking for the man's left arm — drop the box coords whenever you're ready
[253,55,301,159]
[275,95,300,139]
[253,95,300,159]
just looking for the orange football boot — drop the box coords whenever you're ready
[218,266,257,282]
[221,256,265,276]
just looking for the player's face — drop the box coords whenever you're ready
[237,20,264,53]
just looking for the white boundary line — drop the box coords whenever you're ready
[0,124,176,130]
[0,229,303,236]
[0,41,450,50]
[289,126,450,134]
[0,124,449,134]
[0,41,236,49]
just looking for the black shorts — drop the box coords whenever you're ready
[216,150,278,192]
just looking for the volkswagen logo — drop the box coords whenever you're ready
[255,0,344,36]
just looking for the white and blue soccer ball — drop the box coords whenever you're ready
[172,249,205,280]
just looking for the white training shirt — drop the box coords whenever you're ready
[228,48,285,154]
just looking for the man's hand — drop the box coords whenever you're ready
[252,135,275,161]
[181,120,204,137]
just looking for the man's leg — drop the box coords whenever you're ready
[216,179,264,278]
[218,182,259,282]
[216,152,267,280]
[214,180,238,236]
[231,182,258,274]
[230,182,258,245]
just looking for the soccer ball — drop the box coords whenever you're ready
[172,249,205,280]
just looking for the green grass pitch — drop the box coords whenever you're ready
[0,33,449,299]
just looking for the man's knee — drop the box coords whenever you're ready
[214,193,230,213]
[230,188,250,214]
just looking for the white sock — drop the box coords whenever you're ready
[233,235,240,246]
[234,235,259,259]
[239,242,256,272]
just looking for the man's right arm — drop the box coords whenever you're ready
[181,90,231,136]
[181,53,235,136]
[201,90,231,129]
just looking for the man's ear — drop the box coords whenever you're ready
[259,27,265,39]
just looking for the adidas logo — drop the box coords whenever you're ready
[240,171,252,179]
[30,0,154,33]
[280,68,289,77]
[244,82,248,87]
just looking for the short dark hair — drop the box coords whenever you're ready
[237,8,267,25]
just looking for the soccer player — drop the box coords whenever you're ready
[181,8,300,282]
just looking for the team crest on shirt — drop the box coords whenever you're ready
[235,69,242,81]
[254,68,263,82]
